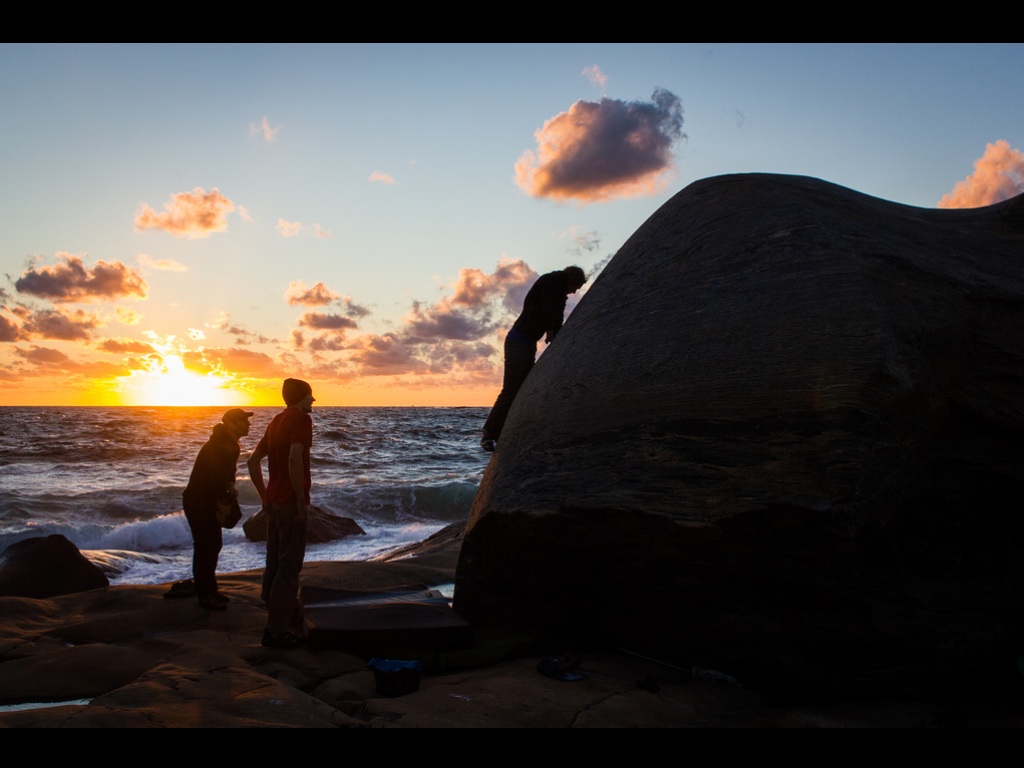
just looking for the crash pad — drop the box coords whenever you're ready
[300,585,474,652]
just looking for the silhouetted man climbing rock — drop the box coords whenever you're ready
[481,265,587,452]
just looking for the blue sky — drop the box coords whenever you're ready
[2,43,1022,406]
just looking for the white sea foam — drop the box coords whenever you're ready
[0,405,488,585]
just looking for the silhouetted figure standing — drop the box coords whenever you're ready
[247,378,316,649]
[481,265,587,451]
[183,408,253,610]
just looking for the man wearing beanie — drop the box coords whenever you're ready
[247,378,316,649]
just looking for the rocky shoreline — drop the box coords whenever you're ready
[0,523,1021,728]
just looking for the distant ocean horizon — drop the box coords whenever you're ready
[0,405,489,586]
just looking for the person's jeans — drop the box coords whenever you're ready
[262,500,307,634]
[482,334,537,440]
[184,502,222,599]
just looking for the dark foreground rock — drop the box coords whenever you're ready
[1,525,1022,727]
[243,504,366,544]
[454,173,1024,703]
[0,534,108,598]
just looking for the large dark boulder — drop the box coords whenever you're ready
[243,504,366,544]
[0,534,109,598]
[453,173,1024,702]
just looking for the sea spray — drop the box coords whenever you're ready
[0,405,488,585]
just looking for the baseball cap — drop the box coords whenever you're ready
[222,408,254,424]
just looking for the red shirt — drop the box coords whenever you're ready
[256,407,312,505]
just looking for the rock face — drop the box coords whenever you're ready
[453,173,1024,701]
[243,504,366,544]
[0,534,109,598]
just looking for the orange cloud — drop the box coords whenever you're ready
[347,333,428,376]
[15,254,148,302]
[14,345,71,366]
[134,187,236,239]
[97,338,156,354]
[285,281,370,323]
[515,88,685,203]
[185,347,280,377]
[297,312,359,332]
[369,171,396,185]
[208,313,275,345]
[277,255,587,395]
[938,140,1024,209]
[308,335,349,353]
[138,254,187,271]
[0,313,24,342]
[116,307,142,326]
[399,258,536,344]
[8,346,132,380]
[277,219,303,237]
[277,259,583,389]
[450,258,534,309]
[286,281,339,306]
[449,268,492,306]
[492,258,539,314]
[21,307,102,340]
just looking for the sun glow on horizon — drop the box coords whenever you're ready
[115,354,251,407]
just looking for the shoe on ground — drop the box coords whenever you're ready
[262,629,304,649]
[198,596,227,611]
[480,438,496,452]
[211,592,230,603]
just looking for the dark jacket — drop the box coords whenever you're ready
[512,270,572,343]
[183,423,240,514]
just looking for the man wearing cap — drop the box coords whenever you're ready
[247,378,315,649]
[182,407,253,610]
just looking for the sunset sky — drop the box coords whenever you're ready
[3,43,1023,407]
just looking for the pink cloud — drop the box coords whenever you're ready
[938,140,1024,209]
[515,88,685,202]
[582,64,607,90]
[250,116,281,142]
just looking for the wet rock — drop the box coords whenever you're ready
[0,534,109,598]
[242,504,366,544]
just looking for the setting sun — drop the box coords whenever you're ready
[115,354,249,407]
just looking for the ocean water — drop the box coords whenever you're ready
[0,405,489,586]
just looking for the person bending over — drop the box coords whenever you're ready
[183,408,253,610]
[480,265,587,452]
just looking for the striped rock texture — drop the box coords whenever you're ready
[454,173,1024,701]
